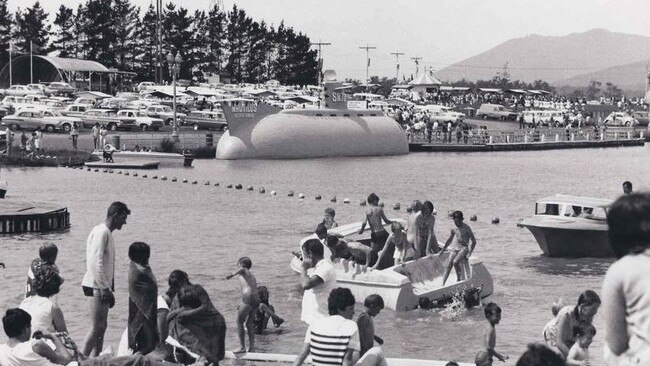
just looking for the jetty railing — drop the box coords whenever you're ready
[109,132,215,151]
[409,128,644,145]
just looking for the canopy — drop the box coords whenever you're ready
[478,88,502,93]
[507,89,528,94]
[408,73,442,86]
[537,194,612,208]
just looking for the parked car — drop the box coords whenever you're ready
[95,98,129,110]
[631,111,649,126]
[80,109,136,131]
[137,82,155,92]
[27,84,47,95]
[475,103,518,120]
[184,110,227,131]
[60,104,90,118]
[3,85,33,97]
[1,109,79,132]
[145,104,186,125]
[45,82,76,96]
[72,97,97,106]
[604,112,638,127]
[116,110,163,131]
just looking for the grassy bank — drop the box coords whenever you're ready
[0,149,99,167]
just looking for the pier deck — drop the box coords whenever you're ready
[85,161,160,169]
[0,201,70,234]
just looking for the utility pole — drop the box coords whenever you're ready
[156,0,162,84]
[310,40,331,86]
[390,51,405,82]
[411,56,422,77]
[359,44,376,91]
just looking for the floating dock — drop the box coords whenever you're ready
[224,351,473,366]
[84,161,160,169]
[0,201,70,234]
[410,138,645,152]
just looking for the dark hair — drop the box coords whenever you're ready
[326,235,339,249]
[238,256,252,269]
[39,243,58,263]
[167,270,190,299]
[303,238,324,258]
[452,210,464,220]
[516,344,566,366]
[328,287,355,315]
[364,294,384,309]
[33,266,64,298]
[412,200,423,212]
[422,200,434,214]
[484,302,501,318]
[444,363,459,366]
[258,286,269,305]
[577,290,601,307]
[324,208,335,217]
[623,181,632,188]
[3,308,31,338]
[573,321,596,337]
[607,193,650,258]
[367,193,379,205]
[315,222,328,237]
[178,285,201,309]
[107,201,131,218]
[128,242,150,265]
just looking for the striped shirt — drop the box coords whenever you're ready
[304,315,360,366]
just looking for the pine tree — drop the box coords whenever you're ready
[82,0,116,66]
[0,0,13,65]
[112,0,138,71]
[162,3,194,80]
[286,31,318,85]
[12,1,51,54]
[72,4,86,59]
[205,3,226,78]
[190,9,208,82]
[132,4,158,81]
[52,5,75,58]
[225,5,252,83]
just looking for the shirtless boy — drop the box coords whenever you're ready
[475,302,508,366]
[414,200,438,258]
[439,211,476,286]
[359,193,393,252]
[226,257,260,353]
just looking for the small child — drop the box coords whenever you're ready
[359,193,393,253]
[26,243,60,298]
[566,321,595,366]
[252,286,284,335]
[356,295,387,363]
[475,302,508,366]
[439,211,476,286]
[226,257,260,353]
[322,208,338,229]
[388,222,410,265]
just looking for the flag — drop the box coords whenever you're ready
[7,41,11,53]
[415,59,419,66]
[397,63,400,70]
[367,58,370,67]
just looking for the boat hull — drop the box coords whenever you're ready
[520,222,613,257]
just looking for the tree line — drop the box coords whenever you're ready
[0,0,319,85]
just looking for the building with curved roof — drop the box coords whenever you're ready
[0,55,133,92]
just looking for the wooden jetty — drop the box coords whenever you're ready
[0,201,70,234]
[223,351,473,365]
[84,161,160,169]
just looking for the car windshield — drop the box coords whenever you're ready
[136,111,148,117]
[161,106,172,112]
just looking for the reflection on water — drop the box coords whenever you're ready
[1,145,649,364]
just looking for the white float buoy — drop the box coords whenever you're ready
[124,172,130,176]
[204,181,210,185]
[288,191,294,197]
[171,177,177,182]
[270,190,277,195]
[214,182,219,186]
[259,187,265,193]
[182,178,188,183]
[117,171,123,174]
[393,203,401,210]
[133,172,138,177]
[191,180,198,185]
[492,217,500,224]
[360,200,366,206]
[161,176,167,181]
[226,184,233,188]
[142,174,147,178]
[247,185,253,191]
[315,195,322,200]
[235,184,242,189]
[298,193,305,199]
[152,175,158,179]
[470,214,477,221]
[109,170,114,174]
[343,198,350,204]
[330,196,337,202]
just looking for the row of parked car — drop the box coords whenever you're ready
[0,82,77,98]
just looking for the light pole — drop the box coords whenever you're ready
[166,51,182,141]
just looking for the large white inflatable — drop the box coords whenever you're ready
[216,84,409,160]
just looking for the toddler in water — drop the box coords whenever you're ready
[226,257,260,353]
[252,286,284,335]
[322,208,338,229]
[475,302,508,366]
[567,321,595,366]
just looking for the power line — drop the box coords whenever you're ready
[410,56,422,77]
[311,40,331,85]
[359,44,377,91]
[389,52,405,81]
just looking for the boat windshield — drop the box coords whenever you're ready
[536,203,559,215]
[561,205,607,221]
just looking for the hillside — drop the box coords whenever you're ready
[555,59,648,93]
[434,29,650,84]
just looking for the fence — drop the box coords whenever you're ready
[110,132,216,151]
[410,128,643,145]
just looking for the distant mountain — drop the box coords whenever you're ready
[434,29,650,84]
[555,59,648,93]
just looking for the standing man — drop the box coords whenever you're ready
[34,127,43,155]
[81,201,130,356]
[622,181,633,195]
[92,123,100,151]
[5,126,13,155]
[70,123,79,149]
[299,239,337,325]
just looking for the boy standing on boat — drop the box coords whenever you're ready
[439,211,476,286]
[414,201,439,258]
[359,193,393,253]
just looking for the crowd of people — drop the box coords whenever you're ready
[2,185,650,366]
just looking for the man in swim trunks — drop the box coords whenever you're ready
[439,211,476,286]
[359,193,393,253]
[414,200,439,258]
[226,257,260,353]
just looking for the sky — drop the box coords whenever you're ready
[11,0,650,80]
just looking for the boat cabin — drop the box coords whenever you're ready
[535,195,611,221]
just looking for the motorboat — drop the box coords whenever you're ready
[518,194,614,257]
[291,221,494,311]
[216,79,409,159]
[91,149,195,166]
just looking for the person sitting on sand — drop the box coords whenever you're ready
[439,211,476,286]
[225,257,260,353]
[252,286,284,335]
[359,193,393,253]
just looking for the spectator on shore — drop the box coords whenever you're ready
[92,123,101,151]
[70,123,79,149]
[622,181,633,195]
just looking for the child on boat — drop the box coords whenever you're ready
[566,321,596,366]
[252,286,284,335]
[26,243,60,298]
[439,211,476,286]
[359,193,393,253]
[226,257,260,353]
[323,208,338,229]
[475,302,508,366]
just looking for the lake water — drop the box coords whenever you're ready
[2,145,648,365]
